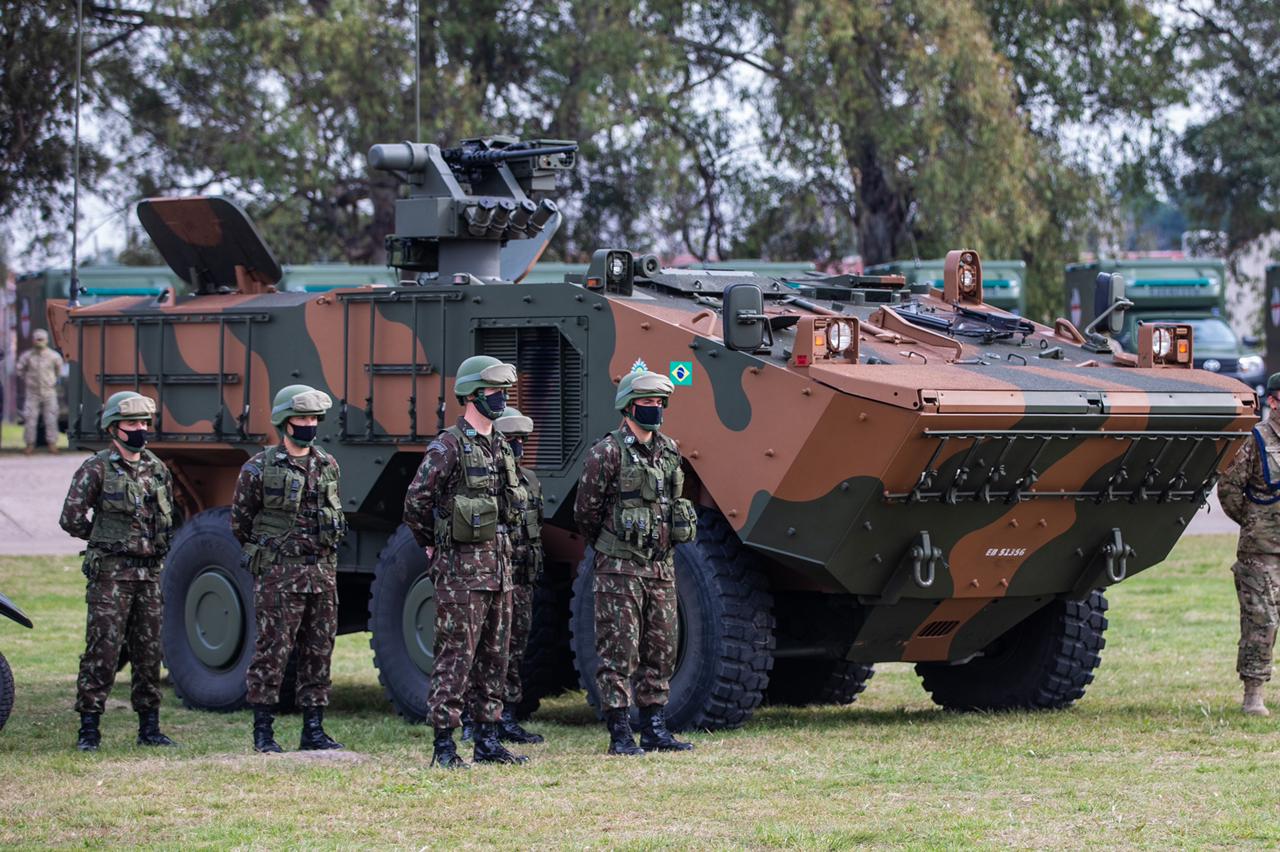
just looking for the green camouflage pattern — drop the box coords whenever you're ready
[1218,413,1280,552]
[75,575,163,714]
[502,582,534,706]
[429,587,511,727]
[245,583,338,707]
[592,570,678,710]
[16,344,62,395]
[1231,556,1280,683]
[60,450,174,579]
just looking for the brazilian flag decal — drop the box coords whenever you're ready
[670,361,693,386]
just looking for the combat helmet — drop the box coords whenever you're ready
[101,391,156,430]
[495,407,534,437]
[615,370,674,410]
[454,355,517,400]
[270,384,333,426]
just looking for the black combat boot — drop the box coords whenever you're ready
[76,712,101,752]
[252,705,284,754]
[298,707,343,751]
[136,709,176,747]
[639,704,693,752]
[431,727,468,769]
[605,708,644,756]
[473,722,529,764]
[498,704,544,744]
[460,709,475,742]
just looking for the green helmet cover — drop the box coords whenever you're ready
[615,370,674,411]
[495,406,534,437]
[454,355,517,399]
[270,384,333,427]
[1267,373,1280,395]
[101,391,156,430]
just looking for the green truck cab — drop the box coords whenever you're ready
[1064,258,1264,395]
[864,258,1026,314]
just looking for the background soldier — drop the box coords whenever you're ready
[232,385,347,753]
[16,328,64,455]
[403,355,528,768]
[489,407,546,744]
[1219,373,1280,716]
[59,391,176,751]
[574,369,699,755]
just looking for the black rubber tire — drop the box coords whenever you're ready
[513,562,577,720]
[368,524,432,723]
[0,651,14,731]
[569,509,775,731]
[161,507,256,712]
[917,590,1109,711]
[766,658,875,707]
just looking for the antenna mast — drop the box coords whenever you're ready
[414,1,421,141]
[69,0,84,307]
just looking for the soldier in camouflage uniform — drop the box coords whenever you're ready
[59,391,176,751]
[1219,372,1280,716]
[574,370,699,755]
[232,385,348,753]
[17,328,64,454]
[403,355,528,768]
[488,407,546,744]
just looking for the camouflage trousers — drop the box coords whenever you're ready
[1233,555,1280,683]
[593,571,678,711]
[22,388,57,447]
[76,576,163,714]
[429,586,512,728]
[245,585,338,707]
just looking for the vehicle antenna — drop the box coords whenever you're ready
[69,0,84,308]
[414,0,421,142]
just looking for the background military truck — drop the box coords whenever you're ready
[865,258,1026,315]
[1066,258,1265,396]
[1264,262,1280,380]
[48,136,1256,732]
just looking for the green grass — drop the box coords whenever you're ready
[0,535,1273,848]
[0,420,69,451]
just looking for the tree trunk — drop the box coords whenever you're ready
[850,135,910,267]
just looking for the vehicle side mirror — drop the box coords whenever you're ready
[723,283,770,352]
[1093,272,1127,335]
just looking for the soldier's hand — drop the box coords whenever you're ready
[424,546,435,564]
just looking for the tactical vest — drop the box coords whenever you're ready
[593,429,697,562]
[439,425,521,548]
[87,449,174,550]
[1247,424,1280,505]
[248,446,346,548]
[515,467,543,545]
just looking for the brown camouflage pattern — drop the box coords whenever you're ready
[502,581,534,705]
[21,388,58,447]
[16,345,63,394]
[592,570,678,710]
[1231,556,1280,683]
[245,581,338,707]
[60,450,174,579]
[76,575,163,714]
[429,587,511,727]
[1218,411,1280,552]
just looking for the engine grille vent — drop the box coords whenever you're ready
[476,325,583,470]
[917,620,959,639]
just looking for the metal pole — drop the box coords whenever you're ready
[414,0,421,141]
[69,0,84,308]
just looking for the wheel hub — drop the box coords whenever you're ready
[402,574,436,675]
[184,567,244,669]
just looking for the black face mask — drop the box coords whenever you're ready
[118,427,149,450]
[476,390,508,420]
[630,403,664,430]
[510,439,524,459]
[288,424,319,447]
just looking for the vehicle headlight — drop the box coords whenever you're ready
[1239,354,1264,374]
[826,320,855,354]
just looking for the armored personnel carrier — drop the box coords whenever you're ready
[47,136,1256,730]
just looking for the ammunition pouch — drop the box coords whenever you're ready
[451,494,500,544]
[670,498,698,544]
[81,550,100,582]
[594,525,664,564]
[239,540,270,577]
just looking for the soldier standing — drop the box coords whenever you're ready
[17,328,63,455]
[574,370,698,755]
[1219,373,1280,716]
[59,391,176,751]
[403,355,528,768]
[488,407,546,744]
[233,385,347,753]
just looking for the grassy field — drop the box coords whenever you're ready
[0,534,1275,848]
[0,421,69,452]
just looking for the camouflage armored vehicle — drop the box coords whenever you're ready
[865,258,1027,315]
[0,592,34,731]
[48,136,1256,730]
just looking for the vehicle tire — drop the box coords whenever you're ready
[0,651,14,731]
[569,509,775,731]
[917,590,1109,711]
[514,562,577,720]
[161,507,256,712]
[766,658,875,707]
[369,524,432,723]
